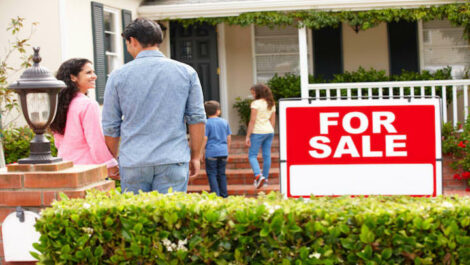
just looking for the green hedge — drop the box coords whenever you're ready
[267,67,453,102]
[34,191,470,264]
[2,127,57,164]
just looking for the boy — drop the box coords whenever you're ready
[202,101,231,197]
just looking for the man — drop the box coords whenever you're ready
[102,18,206,194]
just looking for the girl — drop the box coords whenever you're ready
[50,58,119,179]
[245,84,276,189]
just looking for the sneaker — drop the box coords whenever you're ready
[263,180,268,187]
[254,174,266,189]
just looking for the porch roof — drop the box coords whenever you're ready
[139,0,466,20]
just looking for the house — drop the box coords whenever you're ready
[1,0,469,131]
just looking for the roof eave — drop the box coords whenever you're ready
[138,0,466,20]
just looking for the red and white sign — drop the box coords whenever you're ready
[279,98,442,198]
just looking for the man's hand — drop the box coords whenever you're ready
[189,158,200,181]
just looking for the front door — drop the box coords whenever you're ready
[170,22,219,102]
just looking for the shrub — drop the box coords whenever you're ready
[442,117,470,187]
[34,191,470,264]
[267,67,453,102]
[2,126,57,164]
[232,97,252,135]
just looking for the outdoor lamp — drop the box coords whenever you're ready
[8,47,64,164]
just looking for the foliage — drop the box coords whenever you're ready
[2,126,57,164]
[232,97,252,134]
[176,3,470,39]
[442,117,470,187]
[34,190,470,264]
[0,17,37,129]
[266,67,453,102]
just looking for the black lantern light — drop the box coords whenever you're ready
[8,47,64,164]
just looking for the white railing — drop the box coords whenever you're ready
[306,79,470,126]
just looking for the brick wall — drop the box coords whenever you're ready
[0,163,114,265]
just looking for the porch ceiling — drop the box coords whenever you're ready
[139,0,466,20]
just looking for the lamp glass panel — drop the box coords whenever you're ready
[26,93,50,127]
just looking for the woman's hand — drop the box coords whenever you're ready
[245,137,251,147]
[108,165,120,180]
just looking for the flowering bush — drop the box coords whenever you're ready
[442,117,470,188]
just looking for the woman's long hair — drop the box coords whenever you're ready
[251,84,275,110]
[50,58,91,135]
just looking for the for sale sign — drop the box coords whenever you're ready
[279,98,442,198]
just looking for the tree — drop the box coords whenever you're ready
[0,17,37,167]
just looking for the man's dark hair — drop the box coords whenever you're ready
[204,100,220,116]
[122,18,163,47]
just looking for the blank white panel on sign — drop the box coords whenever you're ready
[290,164,434,196]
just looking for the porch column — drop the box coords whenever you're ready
[298,26,309,98]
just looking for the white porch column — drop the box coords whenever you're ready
[217,23,229,120]
[298,26,309,98]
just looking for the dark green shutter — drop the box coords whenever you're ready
[91,1,107,104]
[388,21,419,75]
[312,24,343,80]
[121,9,133,63]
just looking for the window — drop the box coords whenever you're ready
[254,26,301,83]
[91,2,132,103]
[104,8,122,76]
[422,19,470,78]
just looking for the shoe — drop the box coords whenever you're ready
[254,174,266,189]
[263,180,268,187]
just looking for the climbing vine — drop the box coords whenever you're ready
[175,3,470,38]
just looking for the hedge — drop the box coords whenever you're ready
[34,191,470,264]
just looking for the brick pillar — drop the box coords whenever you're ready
[0,161,114,265]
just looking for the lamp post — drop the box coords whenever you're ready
[8,47,64,164]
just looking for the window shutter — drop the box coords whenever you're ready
[121,9,133,63]
[312,24,343,80]
[388,21,419,75]
[91,1,107,104]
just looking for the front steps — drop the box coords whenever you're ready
[189,135,470,197]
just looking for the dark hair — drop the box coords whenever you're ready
[50,58,91,135]
[122,18,163,47]
[204,100,220,116]
[250,84,275,110]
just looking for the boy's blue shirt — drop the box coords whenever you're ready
[205,117,231,158]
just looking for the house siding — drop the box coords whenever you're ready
[342,22,390,74]
[225,25,254,133]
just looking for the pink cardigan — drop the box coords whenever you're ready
[54,93,118,168]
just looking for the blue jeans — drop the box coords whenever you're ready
[205,157,228,198]
[120,163,189,194]
[248,133,274,179]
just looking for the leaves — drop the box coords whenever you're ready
[1,17,37,130]
[176,3,470,39]
[31,192,470,264]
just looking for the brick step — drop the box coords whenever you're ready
[201,153,280,169]
[188,184,280,197]
[228,136,280,154]
[190,168,280,185]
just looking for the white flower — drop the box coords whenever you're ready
[83,203,91,209]
[309,252,321,259]
[441,201,454,208]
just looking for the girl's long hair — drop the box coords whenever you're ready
[50,58,91,135]
[251,84,275,110]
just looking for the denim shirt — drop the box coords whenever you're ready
[102,50,206,167]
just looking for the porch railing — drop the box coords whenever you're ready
[306,79,470,126]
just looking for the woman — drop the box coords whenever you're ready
[245,84,276,189]
[50,58,119,179]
